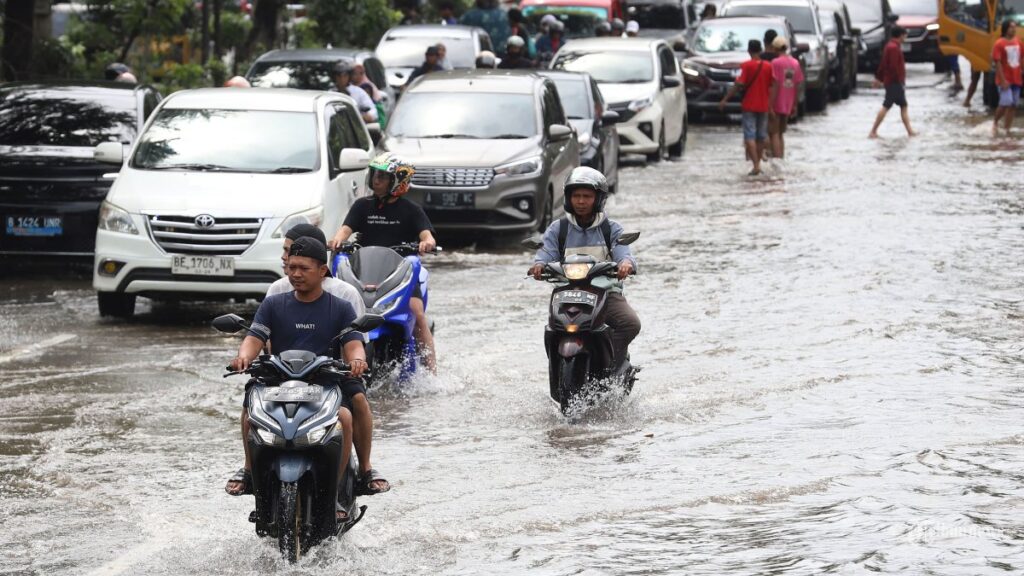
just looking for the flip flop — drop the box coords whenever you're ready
[355,468,391,496]
[225,468,252,496]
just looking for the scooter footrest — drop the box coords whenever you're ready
[248,510,257,523]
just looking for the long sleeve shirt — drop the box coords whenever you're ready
[533,213,637,293]
[875,39,906,85]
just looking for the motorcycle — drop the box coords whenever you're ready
[524,232,641,415]
[213,313,384,562]
[331,242,439,385]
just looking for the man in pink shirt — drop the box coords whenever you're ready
[768,36,803,159]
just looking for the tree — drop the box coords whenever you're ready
[308,0,401,49]
[2,0,35,80]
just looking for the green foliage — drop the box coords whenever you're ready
[205,59,228,87]
[155,62,206,93]
[291,18,321,49]
[29,37,89,80]
[307,0,401,49]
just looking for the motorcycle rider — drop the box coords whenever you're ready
[328,153,438,373]
[498,36,534,69]
[528,167,640,369]
[226,237,384,520]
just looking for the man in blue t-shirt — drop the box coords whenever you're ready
[225,238,390,517]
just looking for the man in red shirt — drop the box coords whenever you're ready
[719,39,774,175]
[992,20,1022,137]
[869,26,916,138]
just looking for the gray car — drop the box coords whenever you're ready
[379,70,579,235]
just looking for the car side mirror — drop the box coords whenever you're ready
[213,313,249,334]
[522,235,544,250]
[662,75,682,89]
[673,39,689,53]
[601,110,620,126]
[366,122,382,146]
[618,231,640,245]
[350,313,385,332]
[549,124,573,141]
[94,142,124,164]
[338,148,370,172]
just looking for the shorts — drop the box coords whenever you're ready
[741,111,769,141]
[768,113,788,135]
[948,54,960,74]
[998,85,1021,108]
[882,83,907,109]
[242,376,366,412]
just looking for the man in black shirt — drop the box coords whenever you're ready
[406,45,444,87]
[329,153,439,372]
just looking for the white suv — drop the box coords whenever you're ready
[552,38,688,163]
[92,88,371,317]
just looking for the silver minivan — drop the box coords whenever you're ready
[378,70,579,236]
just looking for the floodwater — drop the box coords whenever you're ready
[1,65,1022,575]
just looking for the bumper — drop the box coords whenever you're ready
[405,172,550,233]
[92,227,283,298]
[902,33,942,63]
[613,104,664,154]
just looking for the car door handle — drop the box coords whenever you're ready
[350,180,358,197]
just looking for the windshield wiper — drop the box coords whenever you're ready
[492,134,529,139]
[567,116,586,120]
[148,163,236,172]
[266,166,312,173]
[423,133,480,139]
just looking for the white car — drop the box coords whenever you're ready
[551,37,688,162]
[92,88,372,318]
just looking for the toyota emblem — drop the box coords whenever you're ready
[195,214,216,228]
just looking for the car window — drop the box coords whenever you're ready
[143,91,159,120]
[387,92,537,138]
[543,84,567,127]
[552,51,655,83]
[944,0,989,31]
[326,105,358,168]
[340,104,371,150]
[847,0,884,22]
[248,60,337,90]
[693,22,786,53]
[821,10,839,35]
[377,35,477,68]
[659,46,678,76]
[0,88,138,147]
[364,58,388,90]
[551,77,591,119]
[590,78,606,111]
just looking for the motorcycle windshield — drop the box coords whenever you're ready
[351,246,408,286]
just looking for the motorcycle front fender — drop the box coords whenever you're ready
[557,335,586,358]
[274,452,313,483]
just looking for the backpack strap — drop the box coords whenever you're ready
[557,217,569,258]
[600,218,613,257]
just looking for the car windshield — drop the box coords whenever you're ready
[724,5,816,32]
[550,78,591,119]
[522,6,609,38]
[846,0,883,22]
[0,88,137,147]
[377,35,476,68]
[888,0,937,15]
[552,51,655,83]
[693,22,784,52]
[386,92,536,139]
[629,1,687,29]
[131,109,318,173]
[247,61,338,90]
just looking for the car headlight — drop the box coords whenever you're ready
[564,263,592,280]
[682,64,704,78]
[926,23,939,31]
[495,156,542,177]
[97,201,138,235]
[628,96,654,112]
[273,205,323,238]
[805,47,824,66]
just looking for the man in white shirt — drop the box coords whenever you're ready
[267,223,365,317]
[333,60,378,124]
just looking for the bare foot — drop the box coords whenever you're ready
[908,130,918,137]
[868,132,879,139]
[962,100,970,108]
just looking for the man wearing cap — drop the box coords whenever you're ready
[226,237,390,515]
[267,223,364,315]
[407,45,444,85]
[625,20,639,37]
[333,61,378,123]
[768,35,803,159]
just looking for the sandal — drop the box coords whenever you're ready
[336,500,349,522]
[355,468,391,496]
[225,468,252,496]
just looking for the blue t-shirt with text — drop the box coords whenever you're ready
[248,291,362,356]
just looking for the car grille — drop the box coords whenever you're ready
[707,68,737,82]
[147,215,262,256]
[411,167,494,187]
[906,27,927,40]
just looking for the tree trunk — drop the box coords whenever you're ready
[2,0,35,81]
[201,0,210,64]
[245,0,281,54]
[213,0,223,58]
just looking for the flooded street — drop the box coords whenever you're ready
[2,65,1023,575]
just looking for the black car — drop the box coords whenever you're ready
[681,15,807,117]
[629,0,693,50]
[818,0,860,99]
[846,0,897,72]
[246,48,395,118]
[0,82,159,258]
[536,70,621,192]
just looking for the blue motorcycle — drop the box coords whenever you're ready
[331,242,438,384]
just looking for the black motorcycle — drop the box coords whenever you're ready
[525,233,640,415]
[213,313,383,562]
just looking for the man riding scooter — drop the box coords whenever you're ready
[528,167,641,370]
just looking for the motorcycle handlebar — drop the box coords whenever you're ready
[333,242,442,256]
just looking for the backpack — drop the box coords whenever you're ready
[556,217,613,259]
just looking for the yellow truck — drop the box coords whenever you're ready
[939,0,1024,106]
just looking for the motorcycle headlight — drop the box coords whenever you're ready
[273,205,323,238]
[628,96,654,112]
[372,296,402,316]
[304,422,334,445]
[97,201,138,235]
[563,263,592,280]
[495,156,542,177]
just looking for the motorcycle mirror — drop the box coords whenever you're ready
[350,313,385,332]
[618,231,641,245]
[522,235,544,250]
[212,313,249,334]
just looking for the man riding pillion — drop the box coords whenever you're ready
[328,153,439,373]
[528,167,641,369]
[225,237,390,519]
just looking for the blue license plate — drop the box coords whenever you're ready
[6,215,63,237]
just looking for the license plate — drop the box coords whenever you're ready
[424,190,474,208]
[264,385,323,403]
[901,43,911,52]
[171,255,234,276]
[5,215,63,237]
[554,290,598,306]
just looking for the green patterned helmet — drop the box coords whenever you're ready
[366,152,415,199]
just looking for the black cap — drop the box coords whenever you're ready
[425,45,440,56]
[748,39,763,54]
[289,237,328,265]
[285,223,326,244]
